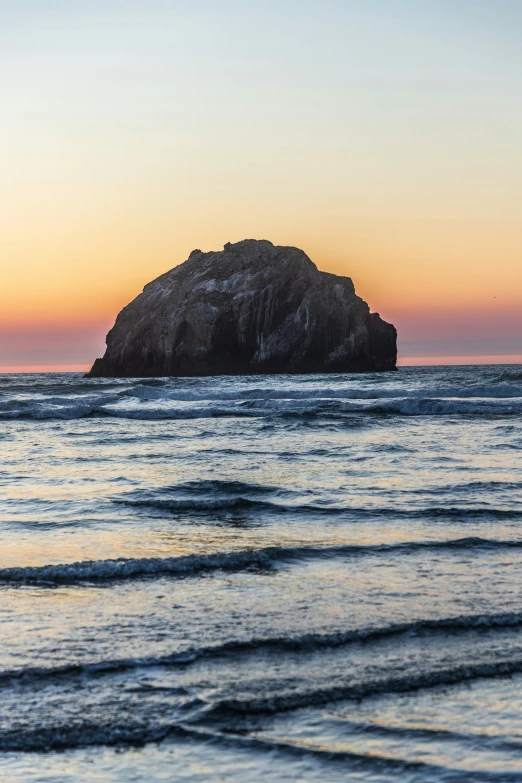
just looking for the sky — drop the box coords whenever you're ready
[1,0,521,371]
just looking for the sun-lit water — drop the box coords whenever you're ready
[1,365,522,781]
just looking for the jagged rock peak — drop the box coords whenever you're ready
[88,239,397,377]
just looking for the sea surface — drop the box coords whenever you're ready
[1,365,522,782]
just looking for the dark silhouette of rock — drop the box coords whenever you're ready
[88,240,396,377]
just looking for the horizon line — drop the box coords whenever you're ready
[1,356,521,374]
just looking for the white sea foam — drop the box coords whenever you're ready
[123,382,522,403]
[1,375,522,420]
[1,396,522,420]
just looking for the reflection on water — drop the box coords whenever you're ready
[0,365,522,781]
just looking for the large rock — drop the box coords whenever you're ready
[88,240,397,377]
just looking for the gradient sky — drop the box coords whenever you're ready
[1,0,521,370]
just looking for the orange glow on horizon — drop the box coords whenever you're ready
[3,234,522,329]
[398,355,522,367]
[2,1,521,368]
[0,365,92,374]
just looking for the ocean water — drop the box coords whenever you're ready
[1,365,522,782]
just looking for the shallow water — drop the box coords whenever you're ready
[1,365,522,781]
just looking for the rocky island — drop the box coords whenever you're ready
[88,240,397,377]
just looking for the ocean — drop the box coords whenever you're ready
[1,365,522,782]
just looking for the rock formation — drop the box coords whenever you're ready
[88,240,396,377]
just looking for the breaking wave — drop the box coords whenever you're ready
[4,609,522,687]
[122,382,522,402]
[2,537,522,586]
[112,478,522,520]
[208,657,522,716]
[2,401,521,420]
[1,376,522,420]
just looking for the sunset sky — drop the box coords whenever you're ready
[2,0,521,371]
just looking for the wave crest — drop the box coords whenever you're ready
[2,537,522,586]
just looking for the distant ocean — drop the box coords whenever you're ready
[1,365,522,782]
